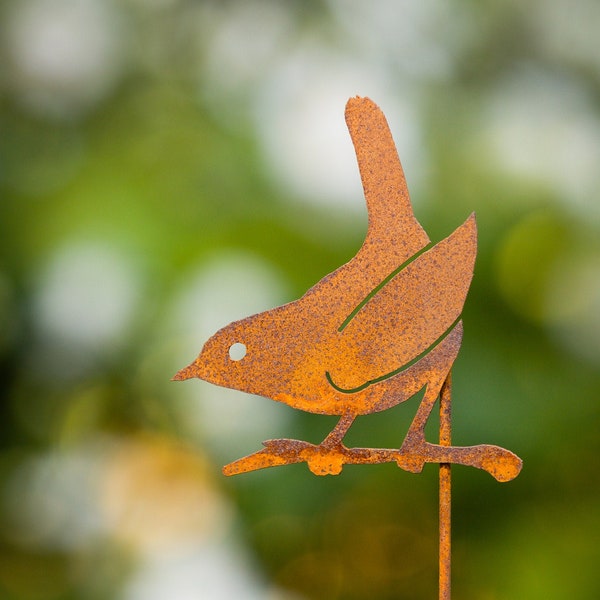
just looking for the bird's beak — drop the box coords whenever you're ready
[171,362,200,381]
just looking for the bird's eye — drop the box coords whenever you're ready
[228,342,247,361]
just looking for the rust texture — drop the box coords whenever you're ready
[174,96,522,484]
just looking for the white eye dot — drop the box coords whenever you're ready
[228,342,246,361]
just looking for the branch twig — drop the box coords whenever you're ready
[222,437,522,481]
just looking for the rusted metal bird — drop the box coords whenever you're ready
[174,96,521,483]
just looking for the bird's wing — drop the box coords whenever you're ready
[327,214,476,390]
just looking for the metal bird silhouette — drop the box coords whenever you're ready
[174,96,522,483]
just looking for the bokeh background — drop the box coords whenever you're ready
[1,1,599,598]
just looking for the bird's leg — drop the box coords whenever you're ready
[296,413,356,476]
[397,367,451,473]
[401,372,447,450]
[320,413,355,449]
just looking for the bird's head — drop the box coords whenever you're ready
[172,309,294,399]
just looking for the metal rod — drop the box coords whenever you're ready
[439,372,452,600]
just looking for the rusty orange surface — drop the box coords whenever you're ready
[174,96,522,484]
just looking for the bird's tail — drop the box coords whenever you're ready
[345,96,430,265]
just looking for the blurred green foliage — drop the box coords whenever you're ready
[0,1,599,599]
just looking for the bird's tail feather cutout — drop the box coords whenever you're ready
[345,96,430,261]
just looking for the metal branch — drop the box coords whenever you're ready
[222,437,522,480]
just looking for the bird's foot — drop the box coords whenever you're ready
[264,438,348,476]
[396,436,427,473]
[302,444,346,476]
[395,452,426,474]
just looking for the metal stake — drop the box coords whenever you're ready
[174,97,523,597]
[439,372,452,600]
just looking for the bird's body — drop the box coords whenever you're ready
[175,97,522,481]
[184,216,474,418]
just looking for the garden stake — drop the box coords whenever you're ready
[174,96,522,598]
